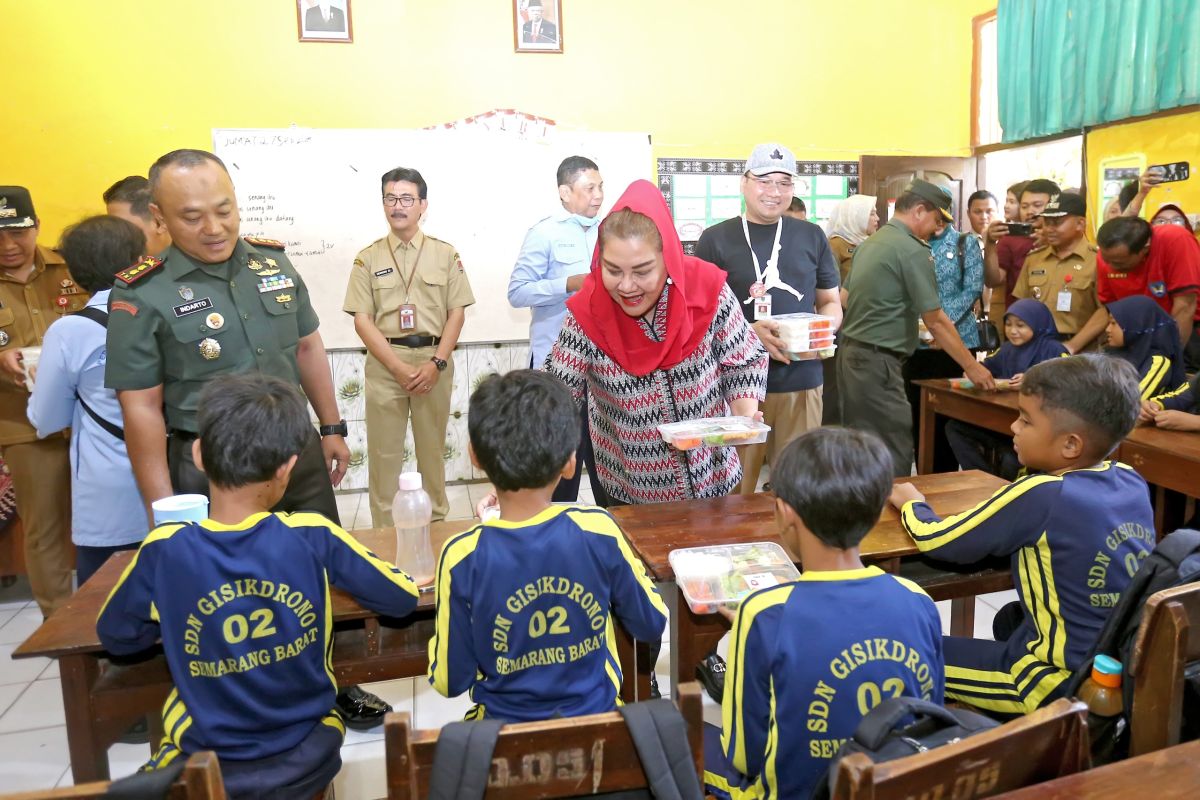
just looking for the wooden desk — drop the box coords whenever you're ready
[1118,425,1200,533]
[610,470,1010,700]
[993,739,1200,799]
[915,379,1019,475]
[12,523,472,784]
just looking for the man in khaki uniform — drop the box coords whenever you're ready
[1011,193,1101,353]
[0,186,89,616]
[345,167,474,525]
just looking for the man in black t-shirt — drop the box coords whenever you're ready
[696,144,841,495]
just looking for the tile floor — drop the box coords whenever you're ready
[0,476,1010,798]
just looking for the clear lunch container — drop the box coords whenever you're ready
[772,312,837,353]
[658,416,771,451]
[670,542,801,614]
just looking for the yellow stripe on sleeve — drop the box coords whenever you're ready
[283,512,419,599]
[1139,355,1168,399]
[427,529,481,696]
[1151,378,1192,403]
[97,523,185,619]
[568,509,668,617]
[901,474,1060,551]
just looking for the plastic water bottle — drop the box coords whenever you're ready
[392,472,434,587]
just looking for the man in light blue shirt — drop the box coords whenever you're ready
[27,216,147,586]
[508,155,605,503]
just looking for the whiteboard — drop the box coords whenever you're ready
[212,128,653,348]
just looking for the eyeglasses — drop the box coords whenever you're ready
[749,176,794,192]
[1152,217,1188,226]
[382,194,418,208]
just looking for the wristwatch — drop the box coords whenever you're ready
[430,356,448,372]
[319,419,348,437]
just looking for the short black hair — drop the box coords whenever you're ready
[1097,215,1153,253]
[967,189,998,208]
[1118,179,1140,211]
[57,216,146,293]
[103,176,153,220]
[557,156,599,188]
[468,370,580,492]
[772,428,894,550]
[894,190,936,215]
[1021,179,1060,200]
[788,197,806,213]
[196,375,312,490]
[148,150,228,200]
[1020,355,1141,458]
[381,167,428,200]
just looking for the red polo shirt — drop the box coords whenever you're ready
[1097,225,1200,321]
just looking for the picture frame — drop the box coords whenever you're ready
[513,0,563,54]
[297,0,353,43]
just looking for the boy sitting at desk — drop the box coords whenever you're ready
[892,355,1155,715]
[706,427,944,800]
[428,369,667,720]
[97,375,419,797]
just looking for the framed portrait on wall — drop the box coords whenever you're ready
[297,0,353,43]
[513,0,562,54]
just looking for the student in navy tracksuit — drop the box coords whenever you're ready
[428,369,667,721]
[893,355,1154,715]
[705,428,944,800]
[1104,294,1190,400]
[98,375,419,799]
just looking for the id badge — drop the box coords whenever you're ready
[1056,291,1072,312]
[399,304,417,331]
[753,293,773,321]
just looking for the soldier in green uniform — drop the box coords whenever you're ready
[105,150,391,729]
[839,180,995,476]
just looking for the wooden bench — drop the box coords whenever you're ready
[829,698,1090,800]
[384,683,703,799]
[2,752,226,800]
[1129,582,1200,756]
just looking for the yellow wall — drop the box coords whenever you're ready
[1085,108,1200,233]
[2,0,995,239]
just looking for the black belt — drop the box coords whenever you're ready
[843,338,907,361]
[387,335,440,348]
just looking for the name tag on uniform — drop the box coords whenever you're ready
[374,267,394,278]
[1031,269,1047,276]
[173,298,214,317]
[753,294,773,321]
[399,303,416,331]
[1056,291,1072,312]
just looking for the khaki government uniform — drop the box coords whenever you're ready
[344,231,474,527]
[0,245,88,615]
[828,235,856,285]
[1011,238,1100,338]
[105,238,340,523]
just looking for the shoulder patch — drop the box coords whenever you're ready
[454,252,465,273]
[115,256,164,286]
[353,258,366,268]
[110,300,140,316]
[243,236,285,250]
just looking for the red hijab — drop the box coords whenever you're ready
[566,179,728,377]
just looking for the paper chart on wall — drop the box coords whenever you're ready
[213,128,653,349]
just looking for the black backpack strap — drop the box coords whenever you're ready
[103,759,186,798]
[74,304,110,327]
[427,719,504,800]
[850,697,977,750]
[617,699,704,800]
[70,304,125,440]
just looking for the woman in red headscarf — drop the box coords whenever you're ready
[544,180,768,505]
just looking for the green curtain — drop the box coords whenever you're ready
[998,0,1200,141]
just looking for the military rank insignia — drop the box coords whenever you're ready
[115,256,164,285]
[243,236,286,250]
[258,275,295,293]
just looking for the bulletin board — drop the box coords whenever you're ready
[1085,108,1200,235]
[657,159,858,254]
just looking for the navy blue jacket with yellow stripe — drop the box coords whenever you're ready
[96,512,419,761]
[427,505,667,722]
[901,462,1154,703]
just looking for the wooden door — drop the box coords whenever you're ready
[858,156,978,230]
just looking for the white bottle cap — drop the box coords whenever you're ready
[398,472,423,491]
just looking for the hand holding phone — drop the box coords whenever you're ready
[1147,161,1190,183]
[1007,222,1034,237]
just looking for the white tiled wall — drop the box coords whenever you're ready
[326,341,531,492]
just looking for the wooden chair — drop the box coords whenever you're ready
[3,751,226,800]
[385,682,703,799]
[829,698,1090,800]
[1128,582,1200,756]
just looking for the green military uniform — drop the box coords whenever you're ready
[0,245,88,615]
[105,237,339,522]
[1012,239,1100,337]
[839,218,943,476]
[343,231,474,526]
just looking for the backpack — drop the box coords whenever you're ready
[813,697,999,800]
[73,305,125,440]
[1063,528,1200,763]
[426,699,703,799]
